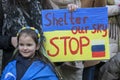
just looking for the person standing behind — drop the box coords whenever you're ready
[107,0,120,59]
[0,0,52,71]
[98,0,120,79]
[1,27,60,80]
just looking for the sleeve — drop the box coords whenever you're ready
[114,0,120,5]
[49,0,79,9]
[107,0,120,16]
[98,54,120,80]
[106,5,120,16]
[1,61,16,80]
[74,0,81,7]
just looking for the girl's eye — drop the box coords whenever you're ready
[19,43,24,46]
[27,44,32,46]
[19,43,33,46]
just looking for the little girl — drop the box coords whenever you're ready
[1,27,61,80]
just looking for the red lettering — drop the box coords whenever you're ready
[69,38,79,55]
[79,36,90,54]
[91,24,96,33]
[71,26,88,34]
[47,37,59,57]
[60,36,70,55]
[71,26,77,34]
[92,24,108,37]
[47,36,90,57]
[103,29,107,37]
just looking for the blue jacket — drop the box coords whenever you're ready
[1,60,58,80]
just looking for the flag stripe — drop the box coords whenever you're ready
[42,7,108,32]
[91,40,105,45]
[92,51,105,57]
[92,45,105,52]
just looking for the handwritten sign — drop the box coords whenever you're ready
[42,7,110,62]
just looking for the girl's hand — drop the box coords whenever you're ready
[67,3,78,12]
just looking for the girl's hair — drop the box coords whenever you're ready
[13,27,63,80]
[17,27,41,45]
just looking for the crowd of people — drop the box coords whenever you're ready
[0,0,120,80]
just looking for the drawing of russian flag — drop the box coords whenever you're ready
[91,40,105,57]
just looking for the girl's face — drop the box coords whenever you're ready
[18,33,39,58]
